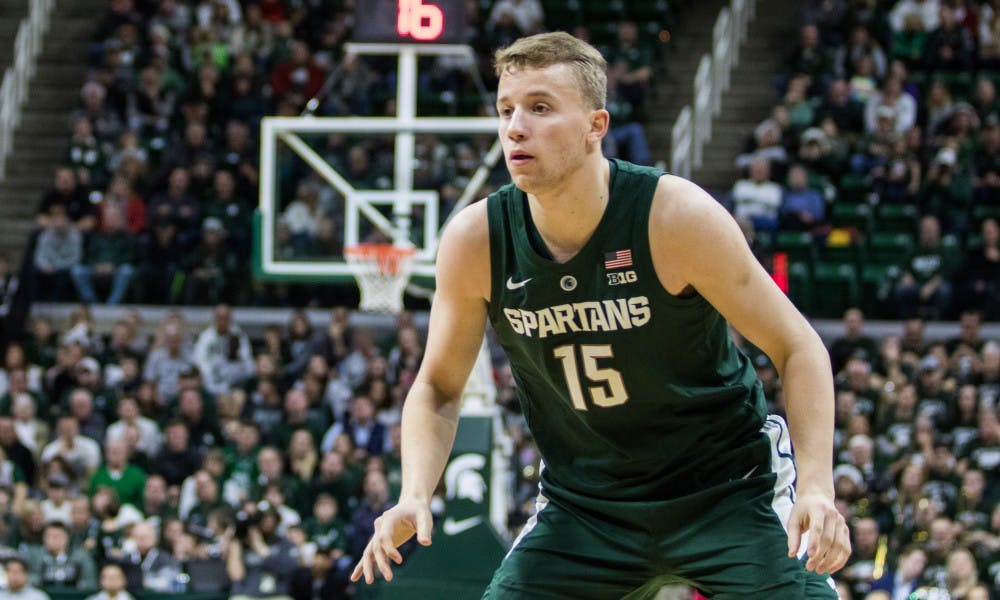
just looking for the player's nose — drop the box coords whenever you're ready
[505,108,528,140]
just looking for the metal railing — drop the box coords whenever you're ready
[692,55,712,170]
[671,106,693,179]
[0,0,55,180]
[671,0,756,178]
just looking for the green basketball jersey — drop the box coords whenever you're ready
[486,159,769,503]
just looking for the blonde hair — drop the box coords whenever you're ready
[494,31,607,110]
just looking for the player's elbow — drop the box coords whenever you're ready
[408,377,465,409]
[772,324,828,376]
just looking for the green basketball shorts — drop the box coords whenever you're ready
[483,415,839,599]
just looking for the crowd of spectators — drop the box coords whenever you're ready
[6,0,999,598]
[23,0,659,311]
[0,303,424,598]
[804,307,998,600]
[0,301,994,599]
[729,0,1000,321]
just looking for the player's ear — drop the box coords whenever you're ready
[588,108,610,144]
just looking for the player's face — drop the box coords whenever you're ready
[496,64,603,195]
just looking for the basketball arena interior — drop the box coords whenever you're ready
[0,0,997,598]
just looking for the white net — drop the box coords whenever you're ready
[344,244,417,314]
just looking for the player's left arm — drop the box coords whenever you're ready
[650,175,850,575]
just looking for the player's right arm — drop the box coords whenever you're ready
[351,200,491,585]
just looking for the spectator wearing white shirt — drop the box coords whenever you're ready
[730,158,783,233]
[864,76,917,135]
[889,0,940,33]
[280,182,323,239]
[10,394,48,457]
[40,416,101,479]
[40,473,72,526]
[192,304,253,396]
[488,0,544,36]
[105,397,163,457]
[734,118,789,171]
[83,563,134,600]
[2,557,50,600]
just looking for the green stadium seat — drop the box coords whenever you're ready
[935,71,973,99]
[941,233,965,267]
[972,205,1000,224]
[773,231,817,266]
[867,232,914,266]
[417,93,452,116]
[589,22,620,47]
[819,240,866,269]
[813,262,860,318]
[860,263,901,318]
[788,261,813,313]
[543,0,584,29]
[754,230,774,253]
[830,202,874,236]
[838,173,873,204]
[584,0,626,21]
[877,204,920,234]
[456,95,487,117]
[945,206,971,231]
[626,0,674,25]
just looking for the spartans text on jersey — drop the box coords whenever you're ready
[503,297,651,338]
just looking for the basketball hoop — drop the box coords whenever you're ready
[344,243,417,314]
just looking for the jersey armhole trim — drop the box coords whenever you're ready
[486,192,506,322]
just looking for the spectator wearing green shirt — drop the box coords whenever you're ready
[184,469,231,530]
[304,493,349,560]
[70,209,136,305]
[223,421,260,500]
[895,215,960,319]
[308,451,360,521]
[180,217,241,306]
[783,24,834,96]
[203,170,252,254]
[606,21,652,122]
[88,438,146,508]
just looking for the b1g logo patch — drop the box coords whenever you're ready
[607,270,638,286]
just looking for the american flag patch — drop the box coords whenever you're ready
[604,249,633,270]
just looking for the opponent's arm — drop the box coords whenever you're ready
[351,201,491,584]
[650,176,850,575]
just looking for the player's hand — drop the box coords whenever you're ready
[350,498,434,584]
[786,490,851,575]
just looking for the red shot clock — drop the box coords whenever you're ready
[354,0,467,44]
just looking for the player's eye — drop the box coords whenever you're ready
[533,104,549,113]
[498,107,513,117]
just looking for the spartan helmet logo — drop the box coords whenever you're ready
[444,454,487,504]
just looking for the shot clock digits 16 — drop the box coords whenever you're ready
[354,0,466,44]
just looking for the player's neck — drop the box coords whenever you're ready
[526,157,611,263]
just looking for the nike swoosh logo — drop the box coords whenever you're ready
[506,276,532,290]
[442,516,483,536]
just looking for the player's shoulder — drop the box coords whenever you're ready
[441,197,490,249]
[651,174,733,235]
[436,199,491,299]
[648,173,750,286]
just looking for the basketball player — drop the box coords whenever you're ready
[351,32,850,598]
